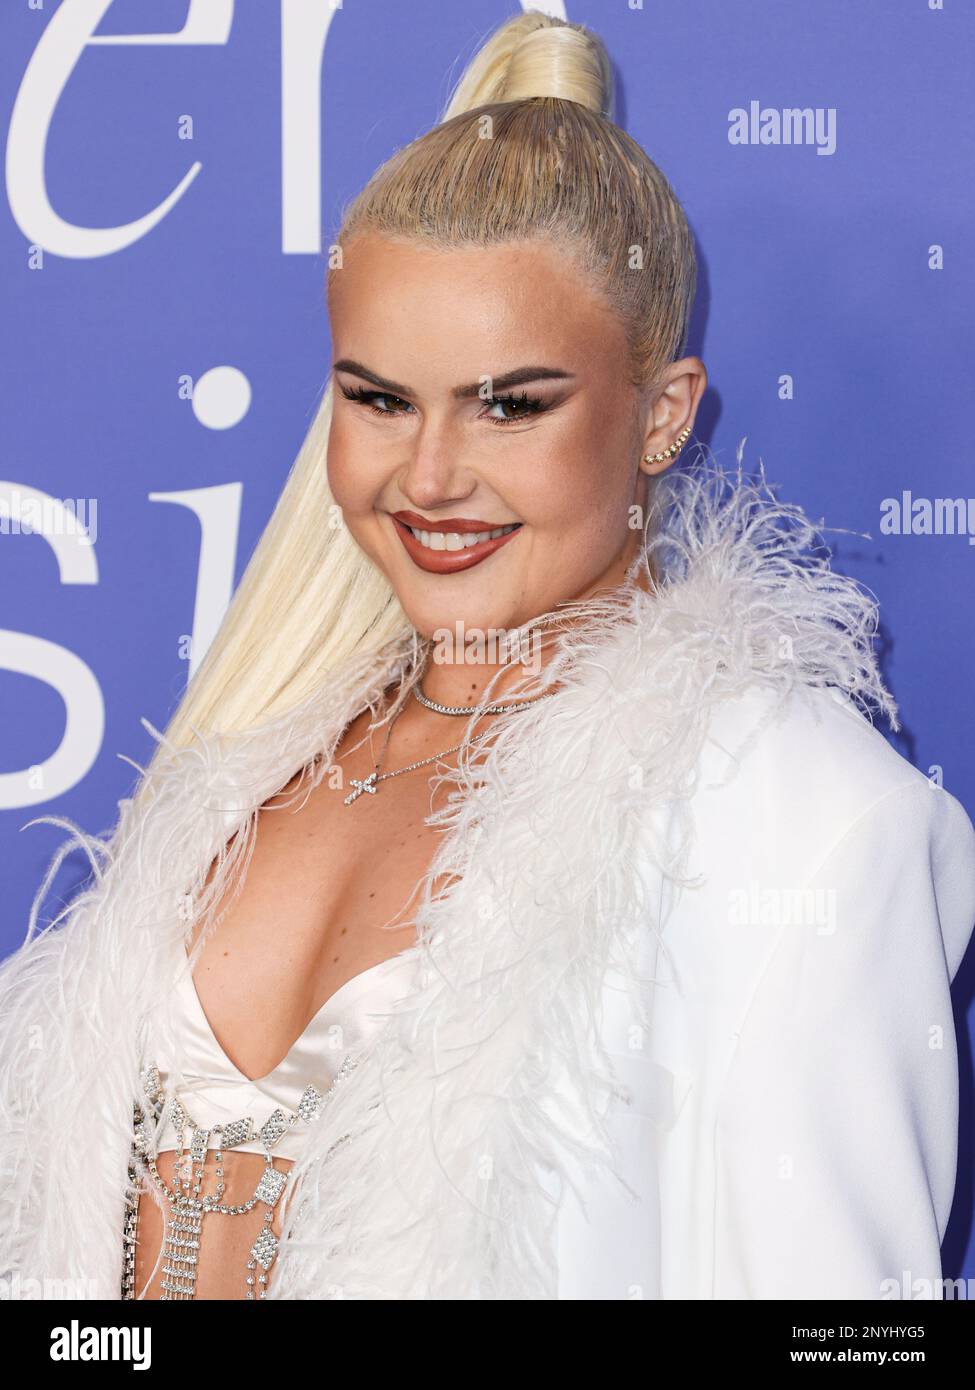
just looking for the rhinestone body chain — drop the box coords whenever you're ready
[121,1054,358,1300]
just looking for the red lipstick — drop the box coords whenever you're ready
[389,510,523,575]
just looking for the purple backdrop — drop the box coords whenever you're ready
[2,0,974,1285]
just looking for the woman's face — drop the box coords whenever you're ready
[327,232,690,639]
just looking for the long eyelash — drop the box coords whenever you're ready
[339,384,408,417]
[483,390,548,426]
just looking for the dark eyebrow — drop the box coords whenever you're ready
[332,359,575,399]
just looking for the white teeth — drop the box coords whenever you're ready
[407,522,519,551]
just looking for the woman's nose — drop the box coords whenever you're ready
[398,415,475,509]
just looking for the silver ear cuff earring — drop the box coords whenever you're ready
[644,425,692,464]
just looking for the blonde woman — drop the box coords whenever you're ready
[2,12,974,1302]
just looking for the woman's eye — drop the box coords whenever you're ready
[340,385,413,416]
[483,391,547,425]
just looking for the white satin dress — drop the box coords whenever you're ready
[127,949,417,1298]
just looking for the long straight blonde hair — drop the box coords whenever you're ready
[157,10,697,757]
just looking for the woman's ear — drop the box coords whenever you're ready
[638,357,707,477]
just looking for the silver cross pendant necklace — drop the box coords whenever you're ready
[342,678,555,807]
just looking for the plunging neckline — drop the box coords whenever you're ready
[178,951,414,1087]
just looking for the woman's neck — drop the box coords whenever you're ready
[415,630,559,711]
[414,548,656,711]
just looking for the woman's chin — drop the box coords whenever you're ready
[397,599,521,646]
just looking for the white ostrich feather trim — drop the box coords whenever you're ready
[0,445,896,1299]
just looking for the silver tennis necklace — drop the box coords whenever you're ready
[342,678,554,806]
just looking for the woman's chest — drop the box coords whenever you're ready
[187,751,455,1085]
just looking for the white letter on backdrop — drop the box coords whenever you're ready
[281,0,339,253]
[0,483,103,809]
[6,0,234,259]
[148,483,242,679]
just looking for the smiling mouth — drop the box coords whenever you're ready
[407,521,520,550]
[390,515,523,574]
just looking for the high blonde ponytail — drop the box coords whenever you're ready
[440,11,613,119]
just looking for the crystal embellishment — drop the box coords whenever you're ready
[250,1226,279,1271]
[219,1117,255,1149]
[297,1085,323,1122]
[134,1115,155,1157]
[254,1166,288,1207]
[141,1064,162,1105]
[169,1097,190,1133]
[124,1049,365,1301]
[259,1109,288,1149]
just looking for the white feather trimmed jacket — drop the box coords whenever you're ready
[2,456,975,1301]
